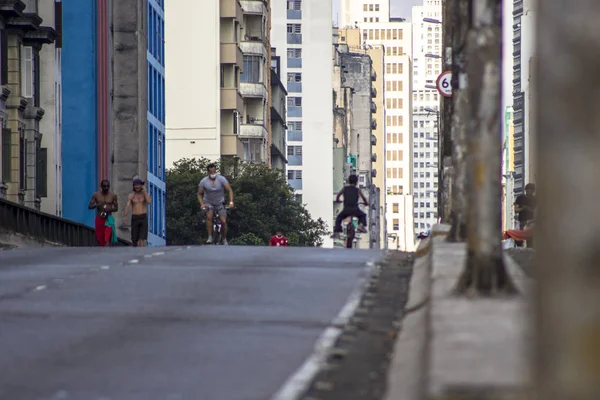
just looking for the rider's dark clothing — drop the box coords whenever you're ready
[334,185,367,233]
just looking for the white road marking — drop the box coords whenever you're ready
[33,285,47,292]
[100,266,110,270]
[270,260,378,400]
[152,251,165,256]
[128,259,139,264]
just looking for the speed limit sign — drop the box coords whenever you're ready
[436,71,452,98]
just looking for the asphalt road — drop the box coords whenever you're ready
[0,246,384,400]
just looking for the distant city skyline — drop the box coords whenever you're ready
[332,0,420,26]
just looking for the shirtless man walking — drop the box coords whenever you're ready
[88,180,119,246]
[124,178,152,247]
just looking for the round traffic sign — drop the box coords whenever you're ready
[436,71,452,98]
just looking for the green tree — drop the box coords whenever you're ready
[166,158,328,246]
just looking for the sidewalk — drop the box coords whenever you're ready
[385,225,531,400]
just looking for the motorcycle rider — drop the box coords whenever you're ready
[197,163,234,245]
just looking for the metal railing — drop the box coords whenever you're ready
[0,198,130,247]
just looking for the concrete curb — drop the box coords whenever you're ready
[384,224,531,400]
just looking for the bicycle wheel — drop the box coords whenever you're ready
[346,223,355,249]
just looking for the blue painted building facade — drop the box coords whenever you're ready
[61,0,100,228]
[147,0,167,246]
[61,0,166,246]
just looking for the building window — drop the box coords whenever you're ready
[287,0,301,10]
[21,46,34,98]
[287,48,302,59]
[287,23,301,33]
[393,203,399,213]
[287,97,302,107]
[393,218,399,231]
[36,145,47,198]
[241,55,261,83]
[19,132,25,190]
[287,72,302,82]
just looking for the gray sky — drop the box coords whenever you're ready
[332,0,421,24]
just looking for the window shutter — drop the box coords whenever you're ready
[1,128,10,182]
[55,1,63,48]
[1,30,7,85]
[37,147,47,197]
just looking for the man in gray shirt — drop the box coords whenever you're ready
[197,163,235,244]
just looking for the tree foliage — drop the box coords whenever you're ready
[166,158,329,246]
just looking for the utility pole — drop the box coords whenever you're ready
[535,1,600,398]
[446,0,470,242]
[454,0,516,295]
[438,0,454,223]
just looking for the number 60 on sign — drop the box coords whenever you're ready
[436,71,452,98]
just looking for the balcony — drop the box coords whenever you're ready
[288,106,302,118]
[371,119,377,130]
[220,88,244,111]
[371,68,377,81]
[371,87,377,98]
[220,43,243,69]
[220,0,243,21]
[287,130,302,141]
[240,123,268,139]
[287,9,302,19]
[370,102,377,113]
[240,40,267,58]
[371,134,377,146]
[240,82,268,99]
[240,0,267,16]
[287,33,302,45]
[288,155,302,166]
[220,134,244,158]
[289,179,303,190]
[287,81,302,93]
[287,58,302,68]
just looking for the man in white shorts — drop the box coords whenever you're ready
[197,163,235,244]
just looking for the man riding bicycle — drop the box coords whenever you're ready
[197,163,234,245]
[331,174,368,240]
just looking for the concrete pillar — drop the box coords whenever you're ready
[535,1,600,398]
[5,33,26,202]
[111,0,148,240]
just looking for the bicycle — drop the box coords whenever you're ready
[344,216,356,249]
[335,202,368,249]
[203,203,231,245]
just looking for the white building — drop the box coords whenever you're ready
[340,0,415,251]
[271,0,334,246]
[165,0,271,167]
[411,0,442,234]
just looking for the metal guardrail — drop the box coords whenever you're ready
[0,198,130,247]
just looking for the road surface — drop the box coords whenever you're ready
[0,246,384,400]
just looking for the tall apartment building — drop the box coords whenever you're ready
[503,106,516,231]
[512,0,535,196]
[0,1,59,214]
[332,41,379,249]
[340,0,415,251]
[271,0,334,245]
[337,28,386,248]
[411,0,442,234]
[269,50,287,170]
[166,0,273,167]
[61,0,165,244]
